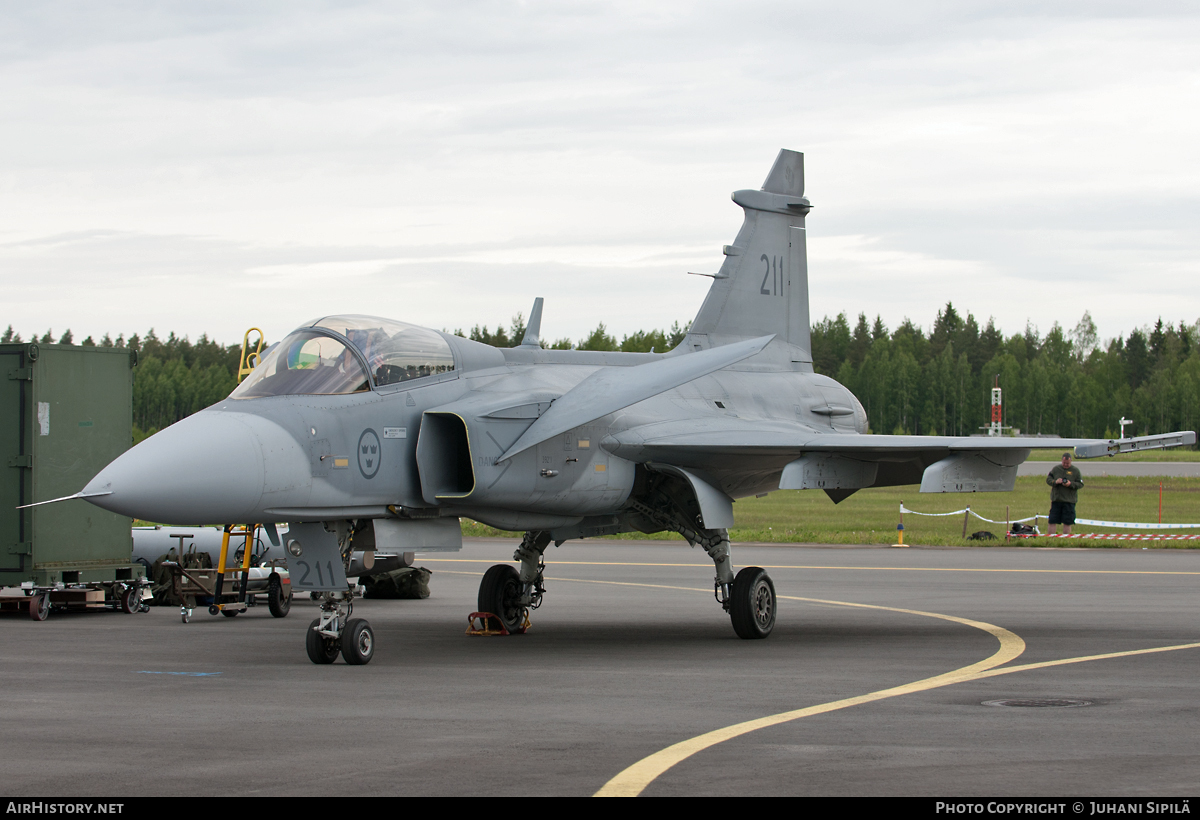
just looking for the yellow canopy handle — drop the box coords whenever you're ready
[237,328,265,383]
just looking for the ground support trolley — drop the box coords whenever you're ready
[0,578,151,621]
[165,524,291,623]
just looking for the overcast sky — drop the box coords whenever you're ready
[3,2,1197,348]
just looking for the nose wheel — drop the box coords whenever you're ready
[341,618,374,664]
[306,618,341,664]
[305,592,373,664]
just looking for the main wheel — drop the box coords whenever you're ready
[341,618,374,665]
[305,618,340,664]
[268,579,291,618]
[729,566,776,639]
[29,593,50,622]
[478,564,526,634]
[119,585,141,614]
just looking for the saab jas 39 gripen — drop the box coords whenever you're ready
[67,149,1196,664]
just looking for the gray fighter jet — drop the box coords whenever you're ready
[70,149,1195,664]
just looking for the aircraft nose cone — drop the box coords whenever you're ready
[84,411,269,524]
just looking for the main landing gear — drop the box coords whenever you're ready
[630,500,777,639]
[477,531,549,634]
[476,521,776,640]
[696,528,776,640]
[728,565,776,639]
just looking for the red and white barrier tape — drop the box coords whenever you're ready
[899,504,1037,525]
[900,505,1200,531]
[1012,533,1200,540]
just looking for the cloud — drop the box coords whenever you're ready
[2,2,1198,346]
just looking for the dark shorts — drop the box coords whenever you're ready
[1048,501,1076,526]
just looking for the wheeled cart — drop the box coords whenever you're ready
[164,524,291,623]
[0,578,151,620]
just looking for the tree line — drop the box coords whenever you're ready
[810,306,1200,439]
[3,326,243,442]
[5,307,1197,443]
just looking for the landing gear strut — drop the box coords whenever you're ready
[303,521,374,664]
[306,589,373,664]
[478,530,550,634]
[630,500,777,639]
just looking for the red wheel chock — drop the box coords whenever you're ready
[465,611,530,635]
[466,611,510,636]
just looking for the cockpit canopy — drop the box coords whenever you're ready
[231,315,456,399]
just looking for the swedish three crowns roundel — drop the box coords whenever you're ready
[358,428,381,479]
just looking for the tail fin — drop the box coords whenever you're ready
[683,149,812,366]
[519,297,544,347]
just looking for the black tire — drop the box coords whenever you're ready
[305,618,340,664]
[478,564,526,634]
[29,593,49,622]
[341,618,374,665]
[268,578,291,618]
[120,585,140,614]
[222,609,240,618]
[729,566,776,640]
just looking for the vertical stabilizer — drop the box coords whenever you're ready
[761,149,805,198]
[684,149,812,366]
[520,297,544,347]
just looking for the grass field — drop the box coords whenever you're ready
[461,475,1200,548]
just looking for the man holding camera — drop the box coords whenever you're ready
[1046,452,1084,535]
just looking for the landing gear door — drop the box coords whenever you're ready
[285,522,347,591]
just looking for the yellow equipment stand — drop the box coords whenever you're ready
[210,524,258,616]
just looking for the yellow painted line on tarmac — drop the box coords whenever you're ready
[423,557,1200,576]
[595,638,1200,798]
[593,588,1200,797]
[435,564,1200,797]
[970,641,1200,680]
[593,592,1025,797]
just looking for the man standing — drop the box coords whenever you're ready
[1047,452,1084,535]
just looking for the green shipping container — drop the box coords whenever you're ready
[1,342,140,585]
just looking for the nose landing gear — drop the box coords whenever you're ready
[305,589,373,664]
[295,520,374,665]
[305,617,340,664]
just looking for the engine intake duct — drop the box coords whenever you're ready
[415,412,475,503]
